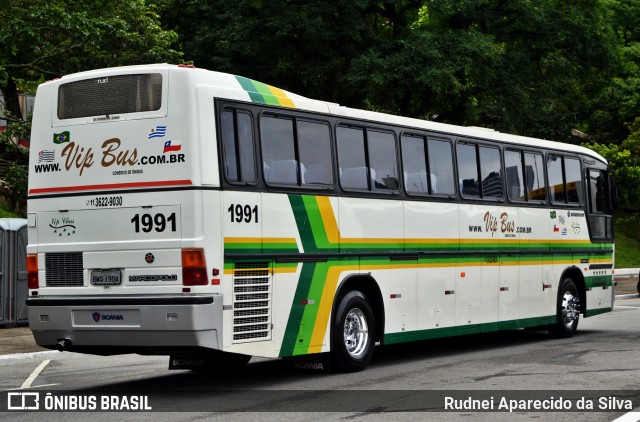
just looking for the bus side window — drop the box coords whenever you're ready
[220,109,256,184]
[457,143,480,198]
[368,130,398,191]
[505,149,525,201]
[564,157,583,204]
[427,138,455,195]
[479,145,503,198]
[337,126,369,191]
[298,120,333,187]
[524,152,546,201]
[261,115,298,186]
[547,155,564,203]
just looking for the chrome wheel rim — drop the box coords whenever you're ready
[561,290,580,328]
[344,308,369,359]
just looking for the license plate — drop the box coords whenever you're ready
[90,270,121,285]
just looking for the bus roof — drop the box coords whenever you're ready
[53,64,607,165]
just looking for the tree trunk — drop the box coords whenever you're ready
[0,78,23,120]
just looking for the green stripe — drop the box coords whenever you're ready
[235,76,265,104]
[235,75,282,106]
[384,315,556,344]
[280,262,322,356]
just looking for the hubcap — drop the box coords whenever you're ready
[343,308,369,359]
[561,290,580,328]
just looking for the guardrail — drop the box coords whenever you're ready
[615,268,640,278]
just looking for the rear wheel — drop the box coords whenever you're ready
[550,278,580,338]
[331,290,375,372]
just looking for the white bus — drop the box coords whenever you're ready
[26,64,615,372]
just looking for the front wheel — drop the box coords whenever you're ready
[550,278,580,338]
[331,290,375,372]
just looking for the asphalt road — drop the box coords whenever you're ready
[1,286,639,422]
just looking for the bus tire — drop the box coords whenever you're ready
[550,278,580,338]
[331,290,375,373]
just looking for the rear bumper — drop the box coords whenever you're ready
[27,295,222,355]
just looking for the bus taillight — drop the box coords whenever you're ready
[27,254,39,289]
[182,249,207,286]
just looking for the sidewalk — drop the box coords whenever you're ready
[1,275,638,357]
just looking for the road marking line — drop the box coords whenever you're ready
[615,305,639,309]
[21,359,50,389]
[611,410,640,422]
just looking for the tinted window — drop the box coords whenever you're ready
[505,149,525,201]
[298,120,333,186]
[547,155,565,203]
[368,130,398,190]
[479,146,503,198]
[261,116,297,185]
[547,155,583,205]
[338,127,397,192]
[338,127,368,190]
[457,143,480,198]
[589,170,608,214]
[524,152,545,201]
[565,157,583,204]
[58,73,162,119]
[428,138,455,195]
[401,134,429,194]
[221,109,256,183]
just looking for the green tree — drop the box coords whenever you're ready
[0,0,182,119]
[158,0,619,143]
[0,0,182,213]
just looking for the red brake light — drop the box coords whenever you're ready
[27,254,39,289]
[182,249,207,286]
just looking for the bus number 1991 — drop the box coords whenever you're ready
[131,213,177,233]
[228,204,259,223]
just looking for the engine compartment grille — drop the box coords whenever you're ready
[232,262,272,343]
[45,252,83,287]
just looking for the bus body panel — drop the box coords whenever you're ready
[26,64,614,364]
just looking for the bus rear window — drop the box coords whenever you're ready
[57,73,162,119]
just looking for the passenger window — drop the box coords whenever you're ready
[401,134,429,195]
[221,109,256,184]
[427,138,455,195]
[479,145,503,198]
[298,120,333,186]
[457,143,480,198]
[337,127,368,190]
[547,155,565,203]
[368,130,398,191]
[547,155,583,205]
[260,115,297,185]
[524,152,545,201]
[505,149,525,201]
[337,126,398,192]
[565,157,583,204]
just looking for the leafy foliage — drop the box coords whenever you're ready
[0,0,182,117]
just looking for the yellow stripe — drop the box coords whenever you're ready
[224,237,297,244]
[266,85,296,108]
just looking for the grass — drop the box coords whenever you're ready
[614,210,640,269]
[0,206,22,218]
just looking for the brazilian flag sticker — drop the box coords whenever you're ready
[53,131,70,144]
